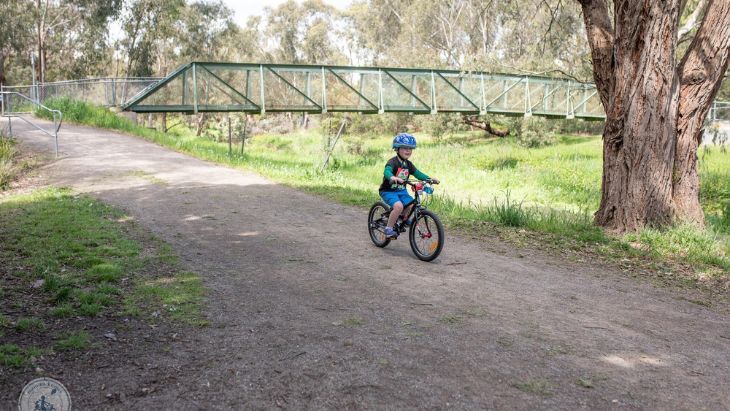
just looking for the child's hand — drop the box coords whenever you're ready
[431,178,440,184]
[390,176,405,184]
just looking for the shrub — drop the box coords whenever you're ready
[423,113,470,141]
[517,117,556,147]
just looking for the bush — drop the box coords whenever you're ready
[345,113,414,136]
[422,113,470,141]
[517,117,556,147]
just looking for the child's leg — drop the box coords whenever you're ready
[402,203,414,220]
[387,201,403,228]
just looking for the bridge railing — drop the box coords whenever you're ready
[119,63,607,120]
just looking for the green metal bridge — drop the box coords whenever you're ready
[122,62,606,119]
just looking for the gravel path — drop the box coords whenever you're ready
[4,118,729,409]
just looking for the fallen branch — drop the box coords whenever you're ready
[462,116,510,137]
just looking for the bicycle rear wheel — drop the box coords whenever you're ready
[409,210,444,261]
[368,201,391,247]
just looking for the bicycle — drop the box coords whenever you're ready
[367,179,445,262]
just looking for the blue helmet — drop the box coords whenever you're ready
[392,133,417,149]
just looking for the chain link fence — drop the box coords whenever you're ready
[1,77,160,108]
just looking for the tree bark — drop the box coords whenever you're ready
[581,0,682,232]
[673,0,730,224]
[0,54,5,88]
[196,113,208,136]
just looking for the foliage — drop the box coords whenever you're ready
[1,0,598,85]
[0,133,17,189]
[423,114,470,141]
[516,117,557,148]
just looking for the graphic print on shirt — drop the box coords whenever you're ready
[395,167,410,180]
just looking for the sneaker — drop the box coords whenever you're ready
[404,218,414,227]
[384,227,398,239]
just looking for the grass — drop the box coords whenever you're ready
[513,378,555,396]
[54,331,91,351]
[0,344,44,368]
[0,185,207,368]
[14,317,46,332]
[37,98,730,280]
[0,131,17,189]
[0,188,141,318]
[124,272,207,326]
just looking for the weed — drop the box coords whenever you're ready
[124,272,206,326]
[0,344,43,368]
[54,331,91,351]
[85,263,123,283]
[438,314,464,325]
[15,317,46,332]
[343,318,363,326]
[513,378,554,396]
[50,304,74,318]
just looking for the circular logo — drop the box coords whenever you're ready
[18,377,71,411]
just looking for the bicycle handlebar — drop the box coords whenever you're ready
[403,179,439,185]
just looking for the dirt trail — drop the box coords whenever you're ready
[3,118,729,409]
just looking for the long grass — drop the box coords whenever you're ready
[0,131,17,189]
[38,98,730,276]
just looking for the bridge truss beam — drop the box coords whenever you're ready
[122,62,606,120]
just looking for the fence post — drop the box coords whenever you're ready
[53,112,59,157]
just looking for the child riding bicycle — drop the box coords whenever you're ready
[379,133,439,239]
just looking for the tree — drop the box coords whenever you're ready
[264,0,345,64]
[119,0,184,77]
[577,0,730,232]
[31,0,121,83]
[0,0,33,87]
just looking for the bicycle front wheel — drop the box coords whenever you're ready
[368,201,391,248]
[409,210,444,261]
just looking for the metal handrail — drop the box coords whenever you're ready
[1,91,63,157]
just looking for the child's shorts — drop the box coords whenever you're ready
[380,189,414,208]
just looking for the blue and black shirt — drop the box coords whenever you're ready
[379,155,430,192]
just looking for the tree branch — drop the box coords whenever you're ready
[678,0,730,134]
[678,0,707,42]
[576,0,614,109]
[462,115,510,137]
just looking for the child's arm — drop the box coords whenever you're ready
[412,167,439,183]
[384,164,404,183]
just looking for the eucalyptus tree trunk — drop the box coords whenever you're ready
[673,0,730,223]
[578,0,730,232]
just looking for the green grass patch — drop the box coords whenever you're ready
[0,186,207,365]
[38,99,730,278]
[85,263,124,283]
[0,133,17,190]
[49,304,74,318]
[14,317,46,332]
[0,344,43,368]
[54,331,91,351]
[125,272,207,326]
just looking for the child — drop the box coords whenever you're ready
[379,133,439,238]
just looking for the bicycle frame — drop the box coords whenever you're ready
[394,180,431,229]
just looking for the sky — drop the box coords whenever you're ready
[222,0,355,26]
